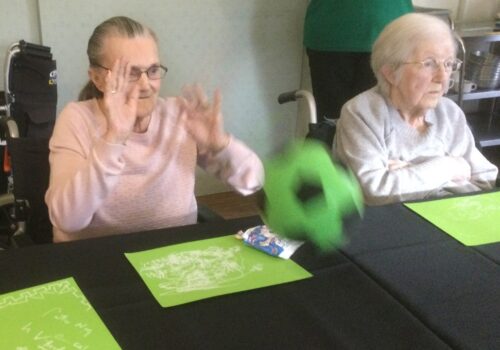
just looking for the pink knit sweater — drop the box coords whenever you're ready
[45,97,264,242]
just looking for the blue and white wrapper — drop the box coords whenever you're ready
[236,225,304,259]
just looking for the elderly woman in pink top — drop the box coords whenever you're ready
[45,16,264,242]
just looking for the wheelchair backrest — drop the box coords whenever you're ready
[4,40,57,138]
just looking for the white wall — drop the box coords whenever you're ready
[1,0,499,194]
[1,0,307,195]
[0,0,41,87]
[413,0,500,22]
[38,0,307,195]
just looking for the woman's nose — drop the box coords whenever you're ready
[136,72,150,88]
[434,64,449,81]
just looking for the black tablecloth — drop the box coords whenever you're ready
[0,204,498,349]
[342,204,500,350]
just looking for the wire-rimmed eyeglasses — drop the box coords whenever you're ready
[93,63,168,82]
[401,58,462,73]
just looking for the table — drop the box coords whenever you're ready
[342,203,500,350]
[0,203,498,349]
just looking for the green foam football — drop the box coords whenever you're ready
[259,140,363,250]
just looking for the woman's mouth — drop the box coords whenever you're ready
[428,89,442,95]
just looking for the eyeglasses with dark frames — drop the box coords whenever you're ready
[93,63,168,82]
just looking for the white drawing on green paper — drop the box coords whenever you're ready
[405,191,500,246]
[0,277,121,350]
[446,196,500,221]
[0,279,90,310]
[140,245,263,295]
[126,235,312,307]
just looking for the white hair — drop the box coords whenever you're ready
[371,13,457,97]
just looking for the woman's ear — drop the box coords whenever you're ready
[88,68,105,93]
[380,64,396,85]
[381,64,397,85]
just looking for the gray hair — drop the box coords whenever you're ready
[371,13,457,97]
[78,16,158,101]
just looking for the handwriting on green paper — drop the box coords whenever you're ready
[0,277,121,350]
[405,191,500,246]
[126,235,312,307]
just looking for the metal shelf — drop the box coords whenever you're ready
[453,21,500,149]
[448,89,500,102]
[467,112,500,148]
[463,89,500,100]
[455,21,500,42]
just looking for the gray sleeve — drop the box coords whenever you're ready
[334,97,473,205]
[444,108,498,191]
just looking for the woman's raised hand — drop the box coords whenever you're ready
[180,84,230,154]
[102,58,140,144]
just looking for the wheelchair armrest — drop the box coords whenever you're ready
[0,193,35,248]
[0,193,14,206]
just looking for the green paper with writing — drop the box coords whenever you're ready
[405,191,500,246]
[125,235,312,307]
[0,277,121,349]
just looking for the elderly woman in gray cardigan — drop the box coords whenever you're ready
[334,13,498,205]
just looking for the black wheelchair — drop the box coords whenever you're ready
[0,40,57,248]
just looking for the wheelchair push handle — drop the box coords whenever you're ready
[277,91,298,104]
[277,89,317,124]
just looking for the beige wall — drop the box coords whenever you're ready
[413,0,500,22]
[0,0,40,86]
[0,0,307,195]
[1,0,499,193]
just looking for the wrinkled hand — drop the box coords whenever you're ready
[180,84,230,154]
[101,58,140,144]
[388,159,410,171]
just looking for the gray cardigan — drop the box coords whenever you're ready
[334,87,498,205]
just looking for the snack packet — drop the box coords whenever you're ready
[236,225,304,259]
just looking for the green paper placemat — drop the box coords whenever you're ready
[125,235,312,307]
[0,277,121,349]
[405,191,500,246]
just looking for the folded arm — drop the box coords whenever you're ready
[334,103,497,205]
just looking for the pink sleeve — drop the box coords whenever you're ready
[198,136,264,196]
[45,104,126,233]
